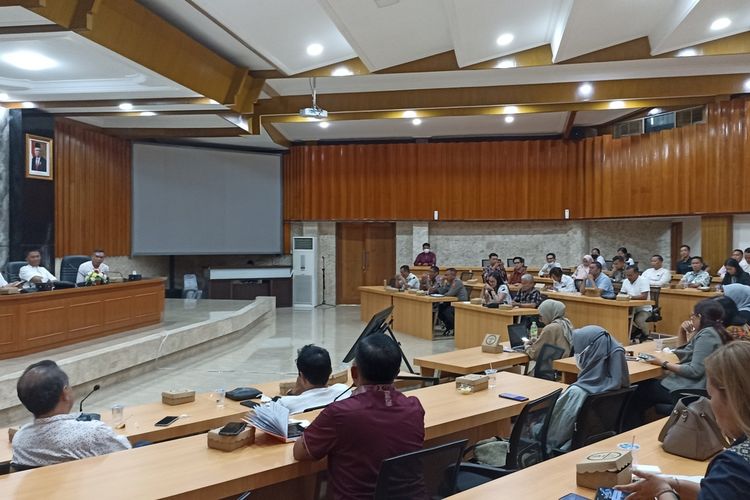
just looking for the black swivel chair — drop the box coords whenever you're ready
[644,285,663,335]
[654,388,710,417]
[454,389,563,492]
[533,344,566,381]
[373,439,468,500]
[573,279,584,292]
[5,261,26,282]
[459,271,473,282]
[60,255,89,284]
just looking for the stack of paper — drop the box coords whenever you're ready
[244,401,300,442]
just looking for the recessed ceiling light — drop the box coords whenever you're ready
[710,17,731,31]
[0,92,8,101]
[676,48,698,57]
[648,108,662,115]
[504,115,515,124]
[331,66,353,76]
[496,33,514,46]
[0,50,57,71]
[412,118,422,126]
[496,58,516,69]
[609,100,626,109]
[744,78,750,92]
[318,121,330,128]
[139,111,156,117]
[21,101,35,108]
[577,83,593,97]
[504,105,519,114]
[118,102,133,111]
[306,43,324,56]
[402,110,417,118]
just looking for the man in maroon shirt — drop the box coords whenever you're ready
[293,335,425,500]
[413,242,437,267]
[509,256,528,284]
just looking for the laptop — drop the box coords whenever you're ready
[507,324,529,351]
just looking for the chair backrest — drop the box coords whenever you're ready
[649,286,662,307]
[5,261,26,282]
[374,439,468,500]
[60,255,89,282]
[533,344,566,381]
[571,386,637,449]
[506,389,563,469]
[573,279,583,292]
[460,271,473,281]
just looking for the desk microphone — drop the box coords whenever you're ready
[76,384,101,421]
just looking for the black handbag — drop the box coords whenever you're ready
[226,387,262,401]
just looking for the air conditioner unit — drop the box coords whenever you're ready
[292,236,318,309]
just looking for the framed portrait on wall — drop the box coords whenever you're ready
[26,134,53,181]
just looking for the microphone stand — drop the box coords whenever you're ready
[76,384,101,421]
[315,256,334,309]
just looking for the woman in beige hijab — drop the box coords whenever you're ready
[525,299,574,361]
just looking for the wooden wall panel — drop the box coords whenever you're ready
[54,120,132,256]
[701,215,733,275]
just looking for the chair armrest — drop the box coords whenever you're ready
[456,462,516,479]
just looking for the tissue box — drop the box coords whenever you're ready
[576,450,632,489]
[279,381,296,395]
[207,425,256,452]
[583,287,603,297]
[455,374,489,393]
[616,294,631,301]
[161,389,196,406]
[329,369,348,386]
[470,298,483,305]
[0,288,20,295]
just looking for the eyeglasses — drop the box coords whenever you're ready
[690,313,701,319]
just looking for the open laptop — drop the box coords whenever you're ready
[507,323,529,352]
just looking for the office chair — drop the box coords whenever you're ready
[645,286,663,334]
[60,255,89,283]
[533,344,566,381]
[5,261,25,282]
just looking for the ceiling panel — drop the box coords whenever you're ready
[183,133,287,150]
[46,103,228,114]
[573,109,637,126]
[71,114,234,129]
[0,6,55,27]
[320,0,453,71]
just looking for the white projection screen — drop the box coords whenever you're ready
[132,143,283,255]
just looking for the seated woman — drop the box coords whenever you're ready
[616,341,750,499]
[721,258,750,286]
[525,299,573,365]
[481,274,511,306]
[546,326,629,452]
[723,284,750,325]
[625,298,732,429]
[572,255,593,281]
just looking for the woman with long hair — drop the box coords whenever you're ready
[721,258,750,286]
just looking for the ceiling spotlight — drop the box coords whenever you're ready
[577,83,593,97]
[21,101,35,108]
[412,118,422,125]
[710,17,731,31]
[504,115,515,123]
[676,48,698,57]
[402,110,417,118]
[648,108,662,115]
[331,66,353,76]
[609,100,626,109]
[318,121,330,128]
[139,111,156,117]
[0,92,8,101]
[118,102,133,111]
[306,43,324,56]
[496,33,514,46]
[495,58,516,69]
[1,50,57,71]
[504,105,519,114]
[744,78,750,92]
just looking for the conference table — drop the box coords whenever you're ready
[0,278,165,359]
[658,287,722,335]
[543,291,653,345]
[0,373,565,499]
[452,302,539,348]
[414,345,529,377]
[447,418,709,499]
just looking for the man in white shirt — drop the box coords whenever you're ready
[549,267,576,292]
[395,265,420,290]
[538,252,562,277]
[718,249,746,277]
[640,255,672,287]
[620,266,652,342]
[19,250,57,285]
[0,272,22,288]
[278,345,351,414]
[744,248,750,272]
[591,248,607,268]
[76,249,110,284]
[12,360,131,467]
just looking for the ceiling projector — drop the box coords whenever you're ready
[299,107,328,119]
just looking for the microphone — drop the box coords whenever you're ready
[333,384,355,403]
[76,384,101,421]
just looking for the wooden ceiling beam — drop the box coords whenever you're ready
[51,109,231,117]
[100,127,244,139]
[562,111,577,139]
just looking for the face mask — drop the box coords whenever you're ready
[423,249,430,254]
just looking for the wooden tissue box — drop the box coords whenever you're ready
[615,294,631,301]
[455,374,489,393]
[8,427,17,442]
[329,369,348,386]
[481,333,503,353]
[207,425,256,452]
[470,298,483,305]
[576,450,632,489]
[161,389,196,406]
[0,288,20,295]
[583,287,603,297]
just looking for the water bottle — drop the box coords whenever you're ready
[530,321,538,341]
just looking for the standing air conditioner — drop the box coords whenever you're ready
[292,236,318,309]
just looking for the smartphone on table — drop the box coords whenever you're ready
[218,421,247,436]
[595,487,626,500]
[154,416,179,427]
[499,393,529,401]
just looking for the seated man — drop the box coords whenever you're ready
[435,268,469,334]
[76,249,110,284]
[680,256,711,288]
[609,255,627,283]
[641,254,671,287]
[538,252,562,277]
[0,272,22,289]
[293,334,425,500]
[549,267,576,292]
[675,245,692,275]
[420,265,442,292]
[278,345,351,414]
[512,274,544,308]
[585,261,616,299]
[620,265,652,341]
[19,250,57,285]
[12,360,131,467]
[509,256,527,285]
[394,265,420,290]
[482,252,506,283]
[413,242,436,267]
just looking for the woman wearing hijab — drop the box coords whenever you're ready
[721,259,750,286]
[525,299,574,362]
[546,326,629,452]
[573,255,593,281]
[723,284,750,325]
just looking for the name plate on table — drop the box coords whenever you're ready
[481,333,503,353]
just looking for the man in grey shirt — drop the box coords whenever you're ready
[12,360,130,467]
[435,267,468,335]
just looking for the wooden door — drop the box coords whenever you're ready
[336,223,396,304]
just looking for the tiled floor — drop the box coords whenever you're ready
[7,304,455,426]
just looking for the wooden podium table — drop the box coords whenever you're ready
[452,302,539,349]
[414,345,529,377]
[0,279,165,359]
[658,288,721,335]
[391,292,457,340]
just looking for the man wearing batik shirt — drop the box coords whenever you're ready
[512,274,544,308]
[679,256,711,288]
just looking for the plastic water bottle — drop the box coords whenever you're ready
[529,321,538,341]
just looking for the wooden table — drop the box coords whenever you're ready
[452,302,540,349]
[414,345,529,377]
[554,341,678,384]
[0,429,10,471]
[544,291,653,346]
[447,418,708,499]
[0,279,165,359]
[0,373,564,499]
[358,285,395,322]
[391,292,457,340]
[658,288,721,335]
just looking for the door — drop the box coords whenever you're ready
[336,223,396,304]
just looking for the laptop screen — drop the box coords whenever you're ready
[507,324,528,348]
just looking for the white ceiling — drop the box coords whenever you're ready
[182,133,287,150]
[0,6,54,27]
[71,114,234,129]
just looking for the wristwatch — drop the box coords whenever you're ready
[662,360,669,369]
